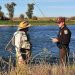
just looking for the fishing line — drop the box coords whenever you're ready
[32,0,46,17]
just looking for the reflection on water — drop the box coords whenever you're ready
[0,25,75,59]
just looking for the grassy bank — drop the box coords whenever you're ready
[0,20,75,26]
[0,20,56,26]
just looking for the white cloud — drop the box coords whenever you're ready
[35,0,75,3]
[48,0,75,2]
[48,6,75,9]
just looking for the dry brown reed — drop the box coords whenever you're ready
[0,63,75,75]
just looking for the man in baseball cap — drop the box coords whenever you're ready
[52,17,71,65]
[56,17,65,23]
[56,17,65,28]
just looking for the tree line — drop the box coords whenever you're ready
[0,2,75,21]
[0,2,35,20]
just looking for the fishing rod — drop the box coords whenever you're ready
[32,0,46,17]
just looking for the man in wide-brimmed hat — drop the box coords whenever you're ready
[18,20,31,30]
[14,20,31,64]
[51,17,71,65]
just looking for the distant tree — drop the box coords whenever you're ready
[19,14,24,20]
[5,2,16,20]
[26,3,34,19]
[70,17,75,20]
[32,16,37,20]
[0,12,4,19]
[0,12,4,17]
[0,6,2,11]
[0,6,4,20]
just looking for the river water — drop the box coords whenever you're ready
[0,25,75,60]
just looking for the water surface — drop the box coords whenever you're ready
[0,25,75,59]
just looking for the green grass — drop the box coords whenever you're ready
[0,20,56,26]
[0,20,20,26]
[0,20,75,26]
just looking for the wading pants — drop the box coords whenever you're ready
[20,48,31,63]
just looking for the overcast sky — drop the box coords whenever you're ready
[0,0,75,17]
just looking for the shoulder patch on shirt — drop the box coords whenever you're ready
[64,30,68,34]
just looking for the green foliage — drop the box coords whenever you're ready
[0,5,4,19]
[0,6,2,11]
[5,2,16,19]
[19,14,25,20]
[26,3,34,19]
[32,16,38,20]
[0,11,4,17]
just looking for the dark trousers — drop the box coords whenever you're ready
[59,46,69,65]
[20,48,31,63]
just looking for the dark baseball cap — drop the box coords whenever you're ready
[56,17,65,23]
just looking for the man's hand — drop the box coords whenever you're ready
[51,38,58,43]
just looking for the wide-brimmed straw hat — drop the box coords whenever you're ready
[18,21,31,30]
